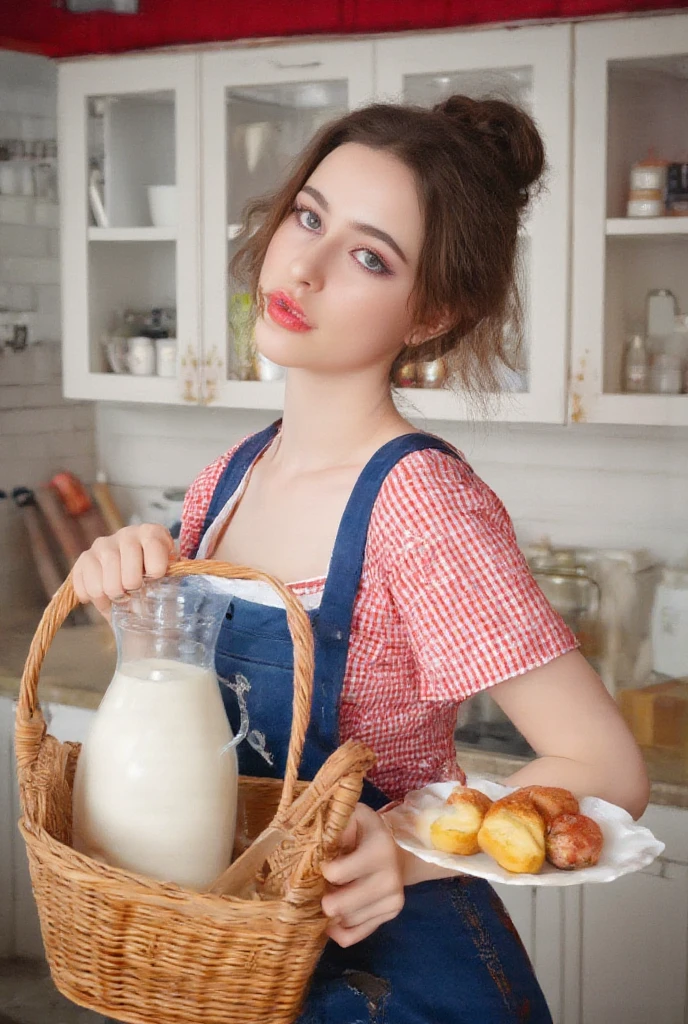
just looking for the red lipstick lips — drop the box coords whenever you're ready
[266,291,312,333]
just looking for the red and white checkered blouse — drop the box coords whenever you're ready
[180,433,577,800]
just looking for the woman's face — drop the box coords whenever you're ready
[254,142,426,376]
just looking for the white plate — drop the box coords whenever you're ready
[382,777,665,887]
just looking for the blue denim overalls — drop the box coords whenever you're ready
[191,420,552,1024]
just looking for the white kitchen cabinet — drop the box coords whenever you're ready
[376,24,572,424]
[559,801,688,1024]
[493,882,536,959]
[0,697,14,958]
[59,52,202,405]
[578,860,688,1024]
[571,13,688,426]
[58,15,688,426]
[0,696,96,959]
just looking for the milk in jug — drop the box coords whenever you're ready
[72,576,246,890]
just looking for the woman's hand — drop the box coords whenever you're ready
[320,803,405,948]
[72,524,175,619]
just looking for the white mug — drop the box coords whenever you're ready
[127,336,156,376]
[156,336,177,378]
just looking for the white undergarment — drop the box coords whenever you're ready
[196,451,325,611]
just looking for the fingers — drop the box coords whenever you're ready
[72,558,112,620]
[324,889,405,931]
[326,907,403,948]
[71,524,175,614]
[139,523,175,580]
[321,810,397,888]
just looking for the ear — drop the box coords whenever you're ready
[405,312,452,349]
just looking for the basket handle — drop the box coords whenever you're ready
[15,559,315,816]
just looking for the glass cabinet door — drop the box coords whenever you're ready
[59,54,201,403]
[376,25,572,424]
[572,13,688,427]
[201,42,375,407]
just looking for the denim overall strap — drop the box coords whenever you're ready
[188,418,282,559]
[307,432,462,772]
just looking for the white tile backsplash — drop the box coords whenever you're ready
[0,196,33,226]
[32,200,59,229]
[1,255,60,286]
[96,404,688,565]
[0,224,49,259]
[0,60,95,624]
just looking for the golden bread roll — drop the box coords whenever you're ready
[519,785,579,826]
[429,787,492,856]
[546,813,604,870]
[477,793,546,874]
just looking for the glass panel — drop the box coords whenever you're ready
[225,80,347,380]
[87,90,176,229]
[404,67,533,115]
[404,70,533,394]
[607,56,688,219]
[89,241,177,376]
[606,56,688,396]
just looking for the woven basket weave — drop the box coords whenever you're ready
[14,559,376,1024]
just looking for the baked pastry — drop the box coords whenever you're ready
[545,813,604,870]
[519,785,579,826]
[477,792,546,874]
[429,787,493,855]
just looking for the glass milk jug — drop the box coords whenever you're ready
[72,576,247,890]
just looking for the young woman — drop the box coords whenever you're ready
[73,96,650,1023]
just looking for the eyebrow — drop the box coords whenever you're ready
[300,184,409,264]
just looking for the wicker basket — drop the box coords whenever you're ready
[14,559,376,1024]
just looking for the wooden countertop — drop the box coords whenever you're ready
[1,624,686,810]
[0,623,115,711]
[455,745,688,811]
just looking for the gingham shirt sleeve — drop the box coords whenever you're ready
[379,450,578,701]
[178,441,245,558]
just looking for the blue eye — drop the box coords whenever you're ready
[294,205,320,231]
[354,250,389,275]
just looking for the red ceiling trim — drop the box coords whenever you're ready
[0,1,686,59]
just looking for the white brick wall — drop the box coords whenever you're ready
[0,57,96,627]
[0,345,97,624]
[96,403,688,566]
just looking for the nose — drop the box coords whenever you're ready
[288,241,326,293]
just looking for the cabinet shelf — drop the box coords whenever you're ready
[63,371,185,404]
[215,381,545,421]
[606,218,688,237]
[88,227,177,242]
[583,393,688,427]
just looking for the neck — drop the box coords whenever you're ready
[274,366,409,472]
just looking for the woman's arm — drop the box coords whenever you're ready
[490,649,650,820]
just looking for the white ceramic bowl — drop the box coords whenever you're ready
[147,185,177,228]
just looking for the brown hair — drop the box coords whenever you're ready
[230,95,545,395]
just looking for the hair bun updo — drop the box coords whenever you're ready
[433,94,545,206]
